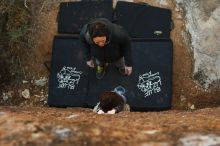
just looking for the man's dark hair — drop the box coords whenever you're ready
[88,22,109,39]
[99,91,124,113]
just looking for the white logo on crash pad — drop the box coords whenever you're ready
[57,66,82,90]
[137,71,162,97]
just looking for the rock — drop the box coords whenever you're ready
[190,104,195,110]
[22,89,30,99]
[22,80,28,84]
[43,100,47,105]
[34,95,41,98]
[34,77,47,87]
[141,142,171,146]
[39,97,45,102]
[157,0,168,6]
[2,93,9,101]
[175,7,180,12]
[176,0,220,89]
[66,114,78,119]
[187,102,196,110]
[53,128,72,139]
[142,130,160,135]
[177,14,183,19]
[31,132,44,139]
[180,95,186,102]
[2,91,13,101]
[179,133,220,146]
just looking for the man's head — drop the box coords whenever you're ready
[89,22,109,47]
[99,91,124,113]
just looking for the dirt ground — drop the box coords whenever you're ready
[0,106,220,146]
[0,0,220,145]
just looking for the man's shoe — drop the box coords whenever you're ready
[96,65,105,79]
[118,68,127,76]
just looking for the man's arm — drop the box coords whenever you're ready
[116,27,133,67]
[79,26,92,61]
[115,27,133,75]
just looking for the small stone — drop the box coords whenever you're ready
[179,134,220,146]
[67,114,78,119]
[190,104,195,110]
[22,89,30,99]
[40,98,45,102]
[141,142,171,146]
[180,95,186,102]
[31,133,44,139]
[34,77,47,87]
[2,93,9,101]
[53,128,71,139]
[44,100,47,105]
[175,7,180,12]
[157,0,168,6]
[20,102,24,106]
[22,80,29,84]
[177,14,183,19]
[2,91,13,101]
[34,95,41,98]
[142,130,160,135]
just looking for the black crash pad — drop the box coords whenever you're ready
[114,1,172,39]
[128,39,173,110]
[57,0,113,34]
[48,36,89,107]
[87,39,173,110]
[48,36,173,111]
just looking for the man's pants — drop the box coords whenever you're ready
[94,57,125,69]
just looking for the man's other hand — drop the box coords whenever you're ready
[125,66,132,76]
[97,110,105,114]
[86,60,95,68]
[107,109,116,114]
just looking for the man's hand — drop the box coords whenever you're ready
[97,110,105,114]
[86,60,95,68]
[107,109,116,114]
[125,66,132,76]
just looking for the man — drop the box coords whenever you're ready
[93,86,130,114]
[79,18,132,79]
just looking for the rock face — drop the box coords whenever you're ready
[176,0,220,89]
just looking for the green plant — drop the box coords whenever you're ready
[7,25,28,42]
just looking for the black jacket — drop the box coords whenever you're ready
[79,18,132,66]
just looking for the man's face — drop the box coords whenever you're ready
[93,36,106,47]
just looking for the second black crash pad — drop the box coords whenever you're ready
[48,36,173,111]
[128,39,173,110]
[114,1,172,39]
[57,0,113,34]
